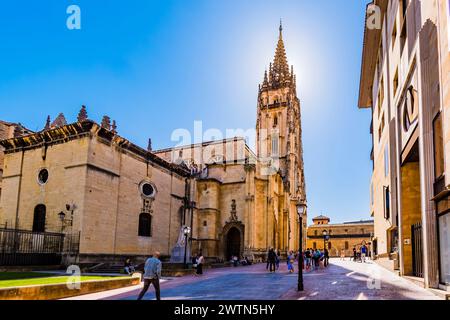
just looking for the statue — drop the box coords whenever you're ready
[230,200,238,222]
[169,225,191,263]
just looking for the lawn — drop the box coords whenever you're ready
[0,272,129,288]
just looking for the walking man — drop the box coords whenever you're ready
[361,244,367,263]
[137,251,162,300]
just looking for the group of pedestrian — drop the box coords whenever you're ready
[302,248,329,270]
[351,244,368,263]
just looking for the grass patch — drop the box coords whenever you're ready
[0,272,130,288]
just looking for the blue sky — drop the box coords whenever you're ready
[0,0,372,224]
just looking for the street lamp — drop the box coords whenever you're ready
[296,200,307,292]
[183,226,191,269]
[322,230,328,251]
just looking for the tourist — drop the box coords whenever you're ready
[324,248,329,267]
[340,249,345,261]
[287,251,295,273]
[313,249,321,270]
[124,258,135,275]
[353,247,357,262]
[196,252,205,275]
[305,248,311,270]
[361,244,367,263]
[137,251,162,301]
[232,255,239,267]
[268,248,276,272]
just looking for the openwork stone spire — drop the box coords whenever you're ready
[51,113,67,128]
[77,105,88,122]
[272,20,290,82]
[260,21,294,90]
[101,115,111,130]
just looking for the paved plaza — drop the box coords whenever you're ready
[65,258,441,300]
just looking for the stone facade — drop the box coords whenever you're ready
[154,24,307,261]
[0,120,191,263]
[306,216,374,257]
[0,23,307,264]
[359,0,450,289]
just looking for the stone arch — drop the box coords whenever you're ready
[221,222,245,261]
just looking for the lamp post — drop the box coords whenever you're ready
[322,230,328,251]
[296,200,307,292]
[183,226,191,269]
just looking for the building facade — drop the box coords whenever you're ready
[0,24,307,264]
[359,0,450,289]
[155,23,307,261]
[306,215,374,257]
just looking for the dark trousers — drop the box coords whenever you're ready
[137,278,160,300]
[269,261,276,272]
[196,263,203,275]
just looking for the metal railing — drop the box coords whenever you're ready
[0,228,79,266]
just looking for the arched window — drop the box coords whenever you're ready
[345,241,349,250]
[328,242,332,249]
[138,213,152,237]
[273,116,278,127]
[32,204,46,233]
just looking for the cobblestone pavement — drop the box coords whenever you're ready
[70,258,441,300]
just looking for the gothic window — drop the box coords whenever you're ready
[273,116,278,127]
[32,204,46,232]
[272,135,279,156]
[138,213,152,237]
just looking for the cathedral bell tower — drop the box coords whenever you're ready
[256,22,306,201]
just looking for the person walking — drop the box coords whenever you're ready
[324,248,329,267]
[137,251,162,300]
[340,249,345,261]
[353,247,357,262]
[361,244,367,263]
[287,251,295,273]
[196,252,204,275]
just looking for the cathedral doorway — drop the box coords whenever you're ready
[226,227,241,260]
[222,222,245,261]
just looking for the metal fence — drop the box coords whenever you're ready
[0,228,79,266]
[411,223,423,278]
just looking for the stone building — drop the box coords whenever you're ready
[306,215,374,257]
[0,24,307,263]
[155,23,307,261]
[358,0,450,289]
[0,120,33,221]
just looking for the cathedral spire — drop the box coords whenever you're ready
[272,22,290,83]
